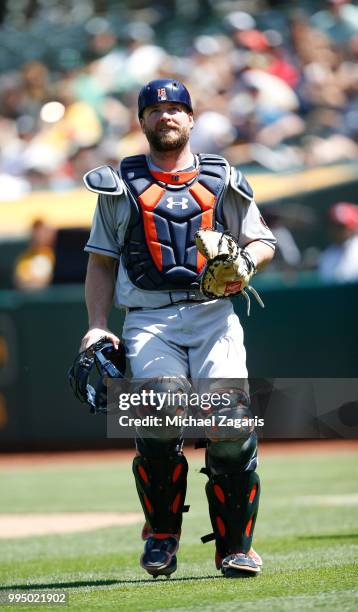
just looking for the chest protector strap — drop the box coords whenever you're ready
[121,154,229,291]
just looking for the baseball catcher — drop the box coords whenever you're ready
[77,78,276,579]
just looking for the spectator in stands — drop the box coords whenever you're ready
[311,0,358,43]
[263,209,302,271]
[13,219,56,290]
[0,1,357,190]
[318,202,358,282]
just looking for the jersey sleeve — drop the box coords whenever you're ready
[223,183,277,251]
[84,193,129,259]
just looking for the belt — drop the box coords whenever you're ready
[127,299,209,312]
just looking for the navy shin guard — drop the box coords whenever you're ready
[133,452,189,536]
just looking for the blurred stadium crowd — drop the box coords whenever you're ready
[0,0,358,288]
[0,0,357,197]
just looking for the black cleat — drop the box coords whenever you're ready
[140,536,179,578]
[221,552,260,578]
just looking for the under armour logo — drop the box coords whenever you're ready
[166,197,188,210]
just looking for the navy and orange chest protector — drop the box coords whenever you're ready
[121,154,229,291]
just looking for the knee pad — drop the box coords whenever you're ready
[133,450,189,536]
[204,386,257,473]
[204,386,254,444]
[206,432,258,475]
[134,376,191,440]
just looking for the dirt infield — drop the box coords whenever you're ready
[0,440,356,469]
[0,512,143,539]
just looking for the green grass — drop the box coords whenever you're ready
[0,450,357,610]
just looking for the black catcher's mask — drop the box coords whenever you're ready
[68,338,126,414]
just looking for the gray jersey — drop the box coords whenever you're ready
[84,164,276,309]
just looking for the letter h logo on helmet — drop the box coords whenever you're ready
[157,87,167,101]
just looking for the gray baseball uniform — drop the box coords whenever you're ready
[84,155,276,380]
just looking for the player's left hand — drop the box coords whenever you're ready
[195,229,256,298]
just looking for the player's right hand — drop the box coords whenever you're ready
[80,328,120,352]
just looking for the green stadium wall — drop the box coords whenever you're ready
[0,280,357,449]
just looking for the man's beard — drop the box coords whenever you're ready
[144,124,190,152]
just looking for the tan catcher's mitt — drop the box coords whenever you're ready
[195,229,264,315]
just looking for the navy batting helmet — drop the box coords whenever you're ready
[138,78,193,118]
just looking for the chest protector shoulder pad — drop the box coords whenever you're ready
[120,154,229,291]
